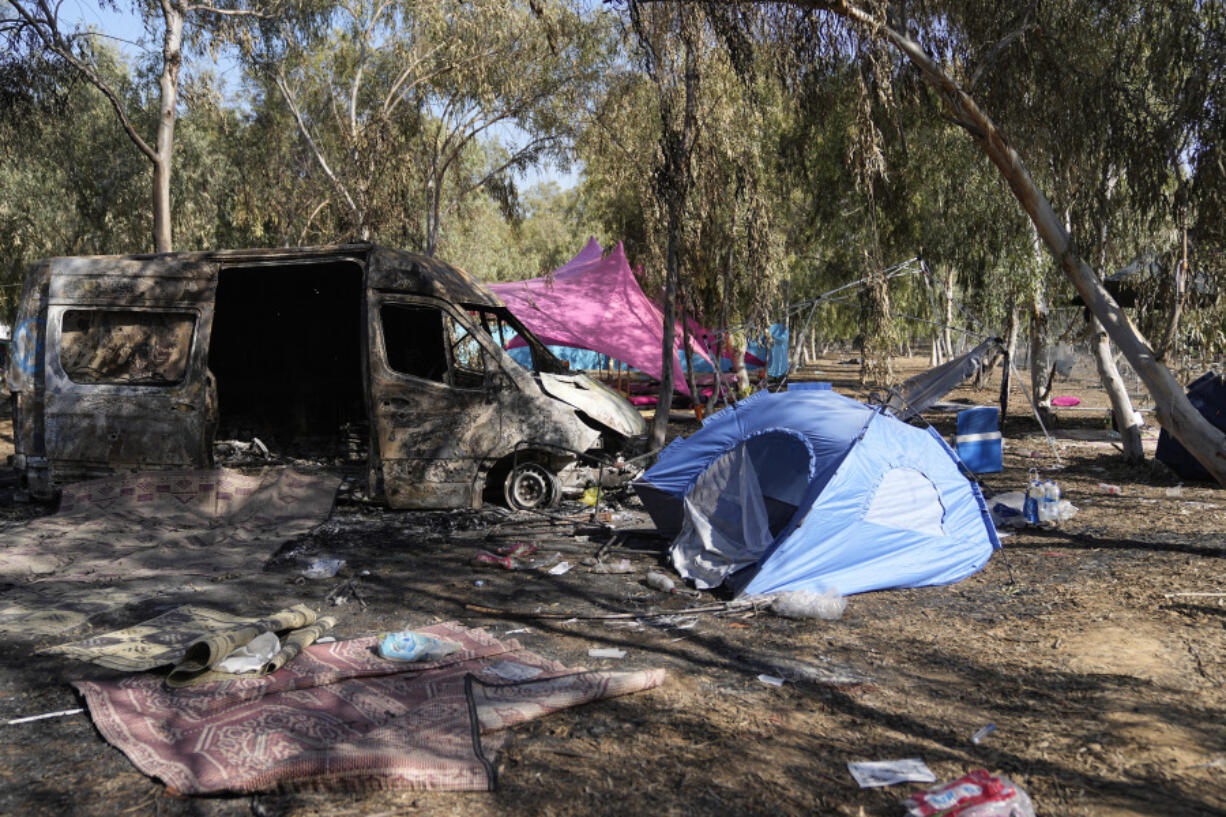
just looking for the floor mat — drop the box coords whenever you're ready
[75,622,666,794]
[0,468,339,638]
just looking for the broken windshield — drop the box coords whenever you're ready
[464,305,569,374]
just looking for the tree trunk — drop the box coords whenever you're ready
[651,232,681,449]
[425,179,440,254]
[941,265,955,360]
[1029,295,1049,416]
[1092,316,1145,462]
[824,1,1226,486]
[680,294,700,410]
[152,0,184,253]
[732,333,750,396]
[922,260,943,364]
[1156,227,1188,362]
[707,202,737,415]
[647,6,699,450]
[999,297,1019,426]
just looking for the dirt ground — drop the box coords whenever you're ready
[1,354,1225,817]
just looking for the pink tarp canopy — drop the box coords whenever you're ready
[491,238,712,396]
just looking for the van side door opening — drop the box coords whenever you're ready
[208,261,366,460]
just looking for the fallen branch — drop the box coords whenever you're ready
[463,601,759,620]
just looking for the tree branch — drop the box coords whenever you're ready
[185,5,271,17]
[6,0,157,162]
[274,70,361,223]
[969,0,1038,91]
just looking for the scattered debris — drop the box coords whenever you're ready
[215,631,280,674]
[5,708,85,726]
[970,723,996,744]
[756,673,785,687]
[587,647,626,659]
[588,558,634,574]
[847,758,937,788]
[302,558,345,579]
[379,631,462,662]
[904,770,1035,817]
[763,589,846,620]
[548,561,573,576]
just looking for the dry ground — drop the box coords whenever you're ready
[1,355,1224,817]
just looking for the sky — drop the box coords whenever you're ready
[60,0,579,190]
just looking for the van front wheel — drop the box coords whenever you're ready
[504,462,559,510]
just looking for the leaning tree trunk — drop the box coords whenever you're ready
[822,0,1226,486]
[1092,316,1145,462]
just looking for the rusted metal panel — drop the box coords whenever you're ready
[538,372,646,438]
[368,292,600,509]
[37,259,218,491]
[366,248,501,308]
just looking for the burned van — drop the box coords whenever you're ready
[5,244,646,509]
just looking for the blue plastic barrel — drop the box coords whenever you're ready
[956,407,1002,473]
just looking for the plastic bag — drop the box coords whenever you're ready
[216,631,280,674]
[904,770,1035,817]
[378,631,461,662]
[767,589,846,620]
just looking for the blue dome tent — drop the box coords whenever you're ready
[633,386,1000,596]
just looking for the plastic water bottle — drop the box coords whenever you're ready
[1023,472,1041,525]
[1040,480,1060,523]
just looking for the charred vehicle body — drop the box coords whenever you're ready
[5,244,646,509]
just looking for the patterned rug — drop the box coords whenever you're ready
[75,622,666,794]
[0,468,339,639]
[42,603,335,685]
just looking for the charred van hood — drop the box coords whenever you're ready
[537,373,646,439]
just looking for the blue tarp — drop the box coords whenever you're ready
[633,388,999,596]
[1156,371,1226,480]
[747,324,789,378]
[683,323,790,377]
[507,344,609,372]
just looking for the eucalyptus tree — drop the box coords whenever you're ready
[252,0,610,253]
[0,48,151,314]
[762,0,1226,485]
[0,0,284,252]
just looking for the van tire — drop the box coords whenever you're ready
[503,462,560,510]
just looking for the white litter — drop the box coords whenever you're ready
[847,758,937,788]
[766,589,846,620]
[216,631,280,674]
[548,561,572,576]
[588,647,626,659]
[302,558,345,579]
[757,674,785,687]
[5,708,84,726]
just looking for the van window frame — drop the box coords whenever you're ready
[50,305,202,390]
[375,295,512,393]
